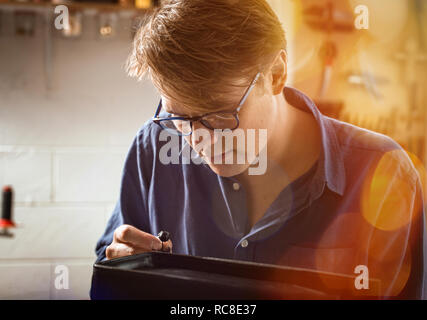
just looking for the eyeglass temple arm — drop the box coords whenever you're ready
[154,100,163,118]
[237,72,261,110]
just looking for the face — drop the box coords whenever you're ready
[160,50,287,177]
[161,83,275,178]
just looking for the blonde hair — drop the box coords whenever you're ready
[126,0,286,113]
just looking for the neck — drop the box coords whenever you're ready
[237,93,322,190]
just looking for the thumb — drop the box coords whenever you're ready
[151,236,163,251]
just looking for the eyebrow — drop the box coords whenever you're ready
[163,104,189,117]
[164,103,237,118]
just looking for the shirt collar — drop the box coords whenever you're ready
[283,86,346,196]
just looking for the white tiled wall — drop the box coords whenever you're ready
[54,151,125,203]
[0,9,159,299]
[0,207,106,259]
[0,262,51,300]
[0,259,96,299]
[0,151,52,203]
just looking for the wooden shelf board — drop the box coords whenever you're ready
[0,0,153,12]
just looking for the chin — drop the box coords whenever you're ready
[205,163,250,178]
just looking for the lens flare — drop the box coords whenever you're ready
[365,246,412,297]
[405,150,427,204]
[361,150,422,231]
[312,210,413,297]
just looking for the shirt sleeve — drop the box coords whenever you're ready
[94,127,154,263]
[357,149,426,299]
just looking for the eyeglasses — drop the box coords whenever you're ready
[152,72,261,136]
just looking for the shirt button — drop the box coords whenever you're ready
[233,183,240,191]
[241,239,249,248]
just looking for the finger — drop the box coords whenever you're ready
[105,243,148,260]
[114,224,162,250]
[161,239,173,253]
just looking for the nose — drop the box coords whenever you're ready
[191,121,218,142]
[190,120,204,132]
[190,121,219,153]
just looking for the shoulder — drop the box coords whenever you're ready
[329,117,400,152]
[122,120,163,175]
[135,119,163,149]
[327,117,419,184]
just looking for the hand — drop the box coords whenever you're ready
[105,224,173,260]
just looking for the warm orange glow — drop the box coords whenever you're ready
[314,212,361,293]
[312,210,414,297]
[293,0,305,33]
[405,150,427,204]
[265,264,332,299]
[359,221,414,296]
[361,150,421,231]
[366,247,412,297]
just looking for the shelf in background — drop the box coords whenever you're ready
[0,0,154,12]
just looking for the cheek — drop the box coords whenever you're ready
[239,98,272,130]
[239,112,269,131]
[183,136,194,150]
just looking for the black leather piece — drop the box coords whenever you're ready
[90,252,380,300]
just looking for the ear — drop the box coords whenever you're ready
[270,50,288,96]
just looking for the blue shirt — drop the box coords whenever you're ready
[95,87,426,299]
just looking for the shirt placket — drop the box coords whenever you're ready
[230,161,327,262]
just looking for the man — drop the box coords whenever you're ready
[95,0,426,298]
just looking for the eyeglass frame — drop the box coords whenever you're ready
[152,72,262,136]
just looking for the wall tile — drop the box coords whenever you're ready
[54,152,124,203]
[0,263,51,299]
[0,207,106,259]
[0,151,51,203]
[50,261,94,300]
[0,30,157,147]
